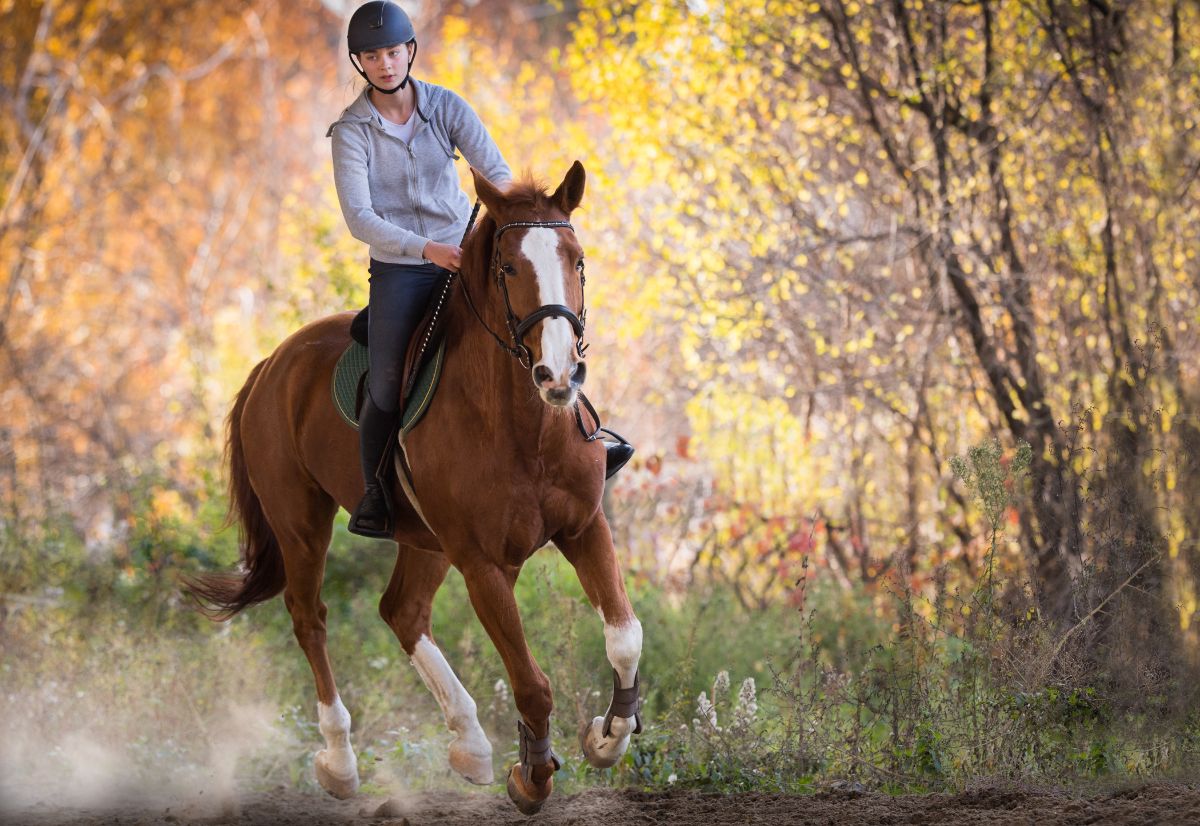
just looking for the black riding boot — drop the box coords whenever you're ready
[348,394,398,538]
[604,440,635,479]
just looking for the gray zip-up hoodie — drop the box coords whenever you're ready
[327,79,512,265]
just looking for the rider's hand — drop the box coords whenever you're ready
[423,241,462,272]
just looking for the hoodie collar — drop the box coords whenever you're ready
[349,79,434,127]
[326,80,454,159]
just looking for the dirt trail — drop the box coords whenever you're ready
[5,783,1200,826]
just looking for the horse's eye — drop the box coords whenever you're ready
[576,259,585,272]
[500,263,516,276]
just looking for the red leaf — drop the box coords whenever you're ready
[675,435,691,459]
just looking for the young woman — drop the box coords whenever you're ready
[328,1,632,538]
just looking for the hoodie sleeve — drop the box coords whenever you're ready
[330,122,432,260]
[443,90,512,188]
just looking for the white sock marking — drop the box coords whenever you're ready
[411,635,493,783]
[604,619,643,688]
[318,696,351,745]
[317,696,358,781]
[583,618,644,766]
[520,228,576,381]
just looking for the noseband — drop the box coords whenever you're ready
[462,220,588,369]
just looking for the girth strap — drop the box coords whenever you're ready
[516,719,562,784]
[602,669,644,738]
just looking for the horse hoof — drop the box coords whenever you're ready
[506,764,552,816]
[315,749,359,799]
[578,716,629,770]
[449,738,494,785]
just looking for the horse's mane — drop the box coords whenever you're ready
[461,210,496,285]
[495,177,556,213]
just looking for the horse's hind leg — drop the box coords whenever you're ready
[378,546,494,784]
[555,515,644,770]
[263,491,359,798]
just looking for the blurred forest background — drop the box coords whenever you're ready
[4,0,1200,808]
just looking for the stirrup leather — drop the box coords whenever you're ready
[601,668,644,737]
[516,719,561,784]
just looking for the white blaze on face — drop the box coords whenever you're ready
[411,635,494,784]
[520,228,576,383]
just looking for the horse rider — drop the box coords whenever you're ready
[328,1,634,538]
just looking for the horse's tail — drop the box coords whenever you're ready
[184,358,287,620]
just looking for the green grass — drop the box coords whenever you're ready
[3,491,1199,804]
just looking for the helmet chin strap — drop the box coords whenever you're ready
[371,72,408,94]
[350,41,418,95]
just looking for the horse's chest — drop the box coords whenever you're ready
[415,412,599,562]
[439,481,587,565]
[504,486,588,556]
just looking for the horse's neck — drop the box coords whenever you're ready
[445,280,552,436]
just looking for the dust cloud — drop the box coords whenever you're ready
[0,698,289,818]
[0,621,306,822]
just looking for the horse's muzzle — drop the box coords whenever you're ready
[544,387,577,407]
[534,361,585,408]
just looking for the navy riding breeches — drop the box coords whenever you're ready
[366,259,447,413]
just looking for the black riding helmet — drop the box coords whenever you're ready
[347,1,417,95]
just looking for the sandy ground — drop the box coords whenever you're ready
[5,783,1200,826]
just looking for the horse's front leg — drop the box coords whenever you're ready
[460,560,559,815]
[555,515,644,770]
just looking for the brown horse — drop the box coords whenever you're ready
[187,162,643,815]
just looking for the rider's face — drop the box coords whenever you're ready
[357,42,414,88]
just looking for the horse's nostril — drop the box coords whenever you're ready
[533,365,553,386]
[571,362,587,386]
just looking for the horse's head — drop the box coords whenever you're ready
[470,161,589,408]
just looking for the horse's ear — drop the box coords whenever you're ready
[551,160,586,215]
[471,168,506,217]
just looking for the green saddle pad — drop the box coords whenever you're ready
[332,339,447,434]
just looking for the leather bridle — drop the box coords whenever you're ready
[457,211,626,446]
[461,219,588,369]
